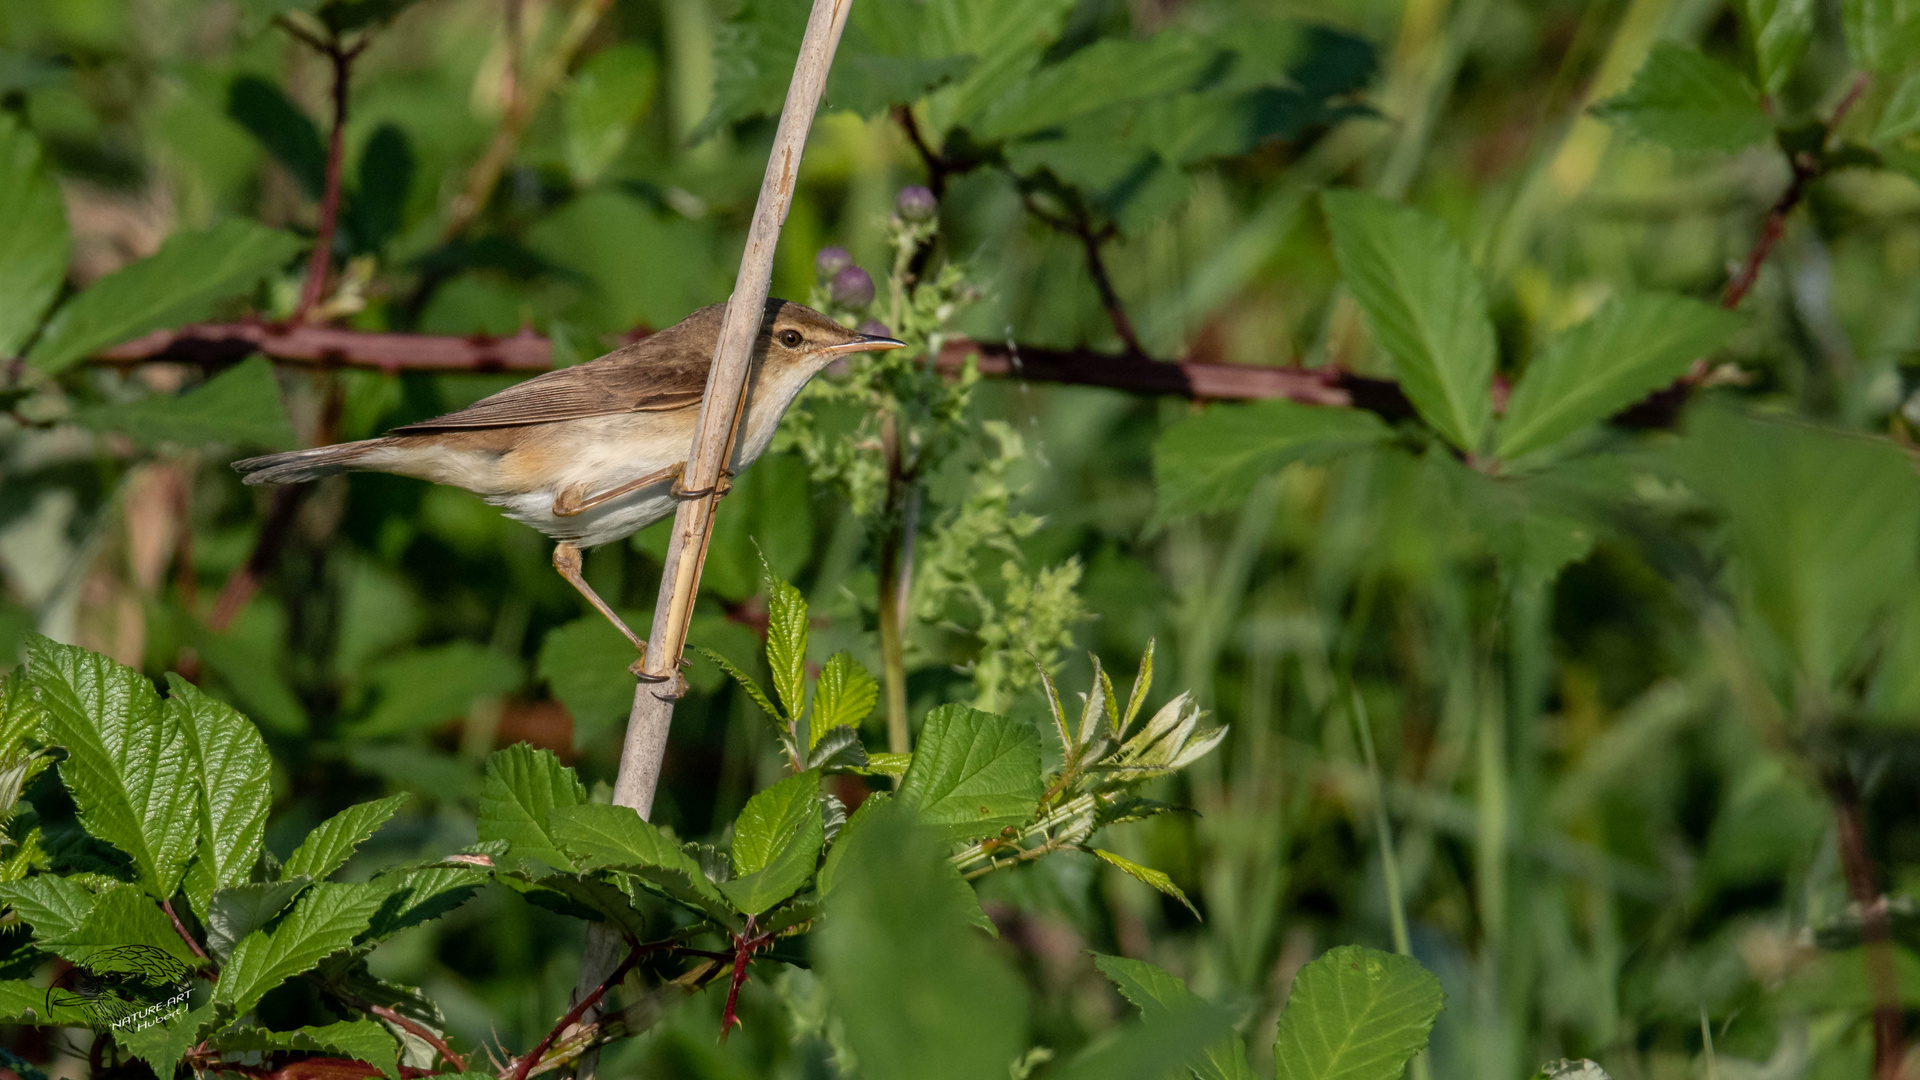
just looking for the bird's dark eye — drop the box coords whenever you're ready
[778,329,804,348]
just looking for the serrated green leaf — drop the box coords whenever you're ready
[26,636,196,899]
[976,31,1218,141]
[695,647,783,722]
[1877,72,1920,145]
[0,876,95,941]
[206,878,309,961]
[117,1001,221,1077]
[566,43,657,184]
[519,873,652,940]
[40,883,198,972]
[1497,294,1742,460]
[548,802,735,925]
[1093,848,1199,918]
[1449,463,1596,594]
[208,1021,401,1077]
[1272,945,1445,1080]
[1321,191,1495,452]
[166,676,272,921]
[764,568,808,721]
[362,866,485,943]
[810,652,878,747]
[1843,0,1920,73]
[1594,45,1772,153]
[284,793,408,881]
[27,220,303,373]
[0,977,85,1024]
[0,669,43,758]
[217,882,389,1017]
[71,355,296,450]
[817,802,1026,1080]
[0,116,69,357]
[478,744,585,873]
[1154,400,1392,519]
[1736,0,1814,96]
[897,705,1043,843]
[718,770,823,915]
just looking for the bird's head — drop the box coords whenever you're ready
[761,300,905,371]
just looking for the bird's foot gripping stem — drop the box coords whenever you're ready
[670,470,733,499]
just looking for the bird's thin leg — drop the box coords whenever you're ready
[553,463,686,518]
[552,542,647,653]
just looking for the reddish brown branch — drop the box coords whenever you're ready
[288,32,369,323]
[1825,766,1907,1080]
[511,939,654,1080]
[160,898,213,968]
[99,321,551,372]
[368,1003,466,1073]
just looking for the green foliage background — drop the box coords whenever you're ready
[3,0,1920,1077]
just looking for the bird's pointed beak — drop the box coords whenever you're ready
[824,333,907,355]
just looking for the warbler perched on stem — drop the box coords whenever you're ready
[233,299,902,664]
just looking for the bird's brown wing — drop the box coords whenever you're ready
[388,344,710,433]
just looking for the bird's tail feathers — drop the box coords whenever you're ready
[232,438,396,485]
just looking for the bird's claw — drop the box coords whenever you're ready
[670,471,734,499]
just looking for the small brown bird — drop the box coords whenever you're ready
[233,299,902,658]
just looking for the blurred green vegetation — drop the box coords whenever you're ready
[3,0,1920,1077]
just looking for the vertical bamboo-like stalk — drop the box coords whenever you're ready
[565,2,853,1074]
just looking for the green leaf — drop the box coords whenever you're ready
[1272,945,1445,1080]
[347,642,524,737]
[1153,400,1393,518]
[226,74,326,198]
[717,770,824,915]
[284,793,408,881]
[1736,0,1814,96]
[763,567,808,720]
[71,355,296,450]
[26,636,196,899]
[548,802,734,922]
[975,32,1219,141]
[1496,293,1742,460]
[1593,45,1772,153]
[0,876,95,942]
[345,123,413,255]
[810,652,878,747]
[1056,997,1237,1080]
[828,50,974,116]
[1674,407,1920,694]
[538,612,646,747]
[518,873,651,940]
[361,866,486,942]
[897,705,1043,843]
[167,676,272,920]
[40,883,199,972]
[206,878,310,961]
[1449,462,1596,594]
[1321,191,1495,452]
[816,802,1027,1080]
[695,646,782,722]
[118,1002,221,1078]
[208,1021,400,1077]
[1094,954,1254,1080]
[478,744,585,873]
[27,220,303,374]
[566,43,658,184]
[1093,848,1199,918]
[1876,72,1920,145]
[0,116,70,357]
[1843,0,1920,73]
[217,881,389,1017]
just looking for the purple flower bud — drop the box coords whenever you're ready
[896,185,937,222]
[830,265,875,309]
[857,320,892,338]
[814,246,852,281]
